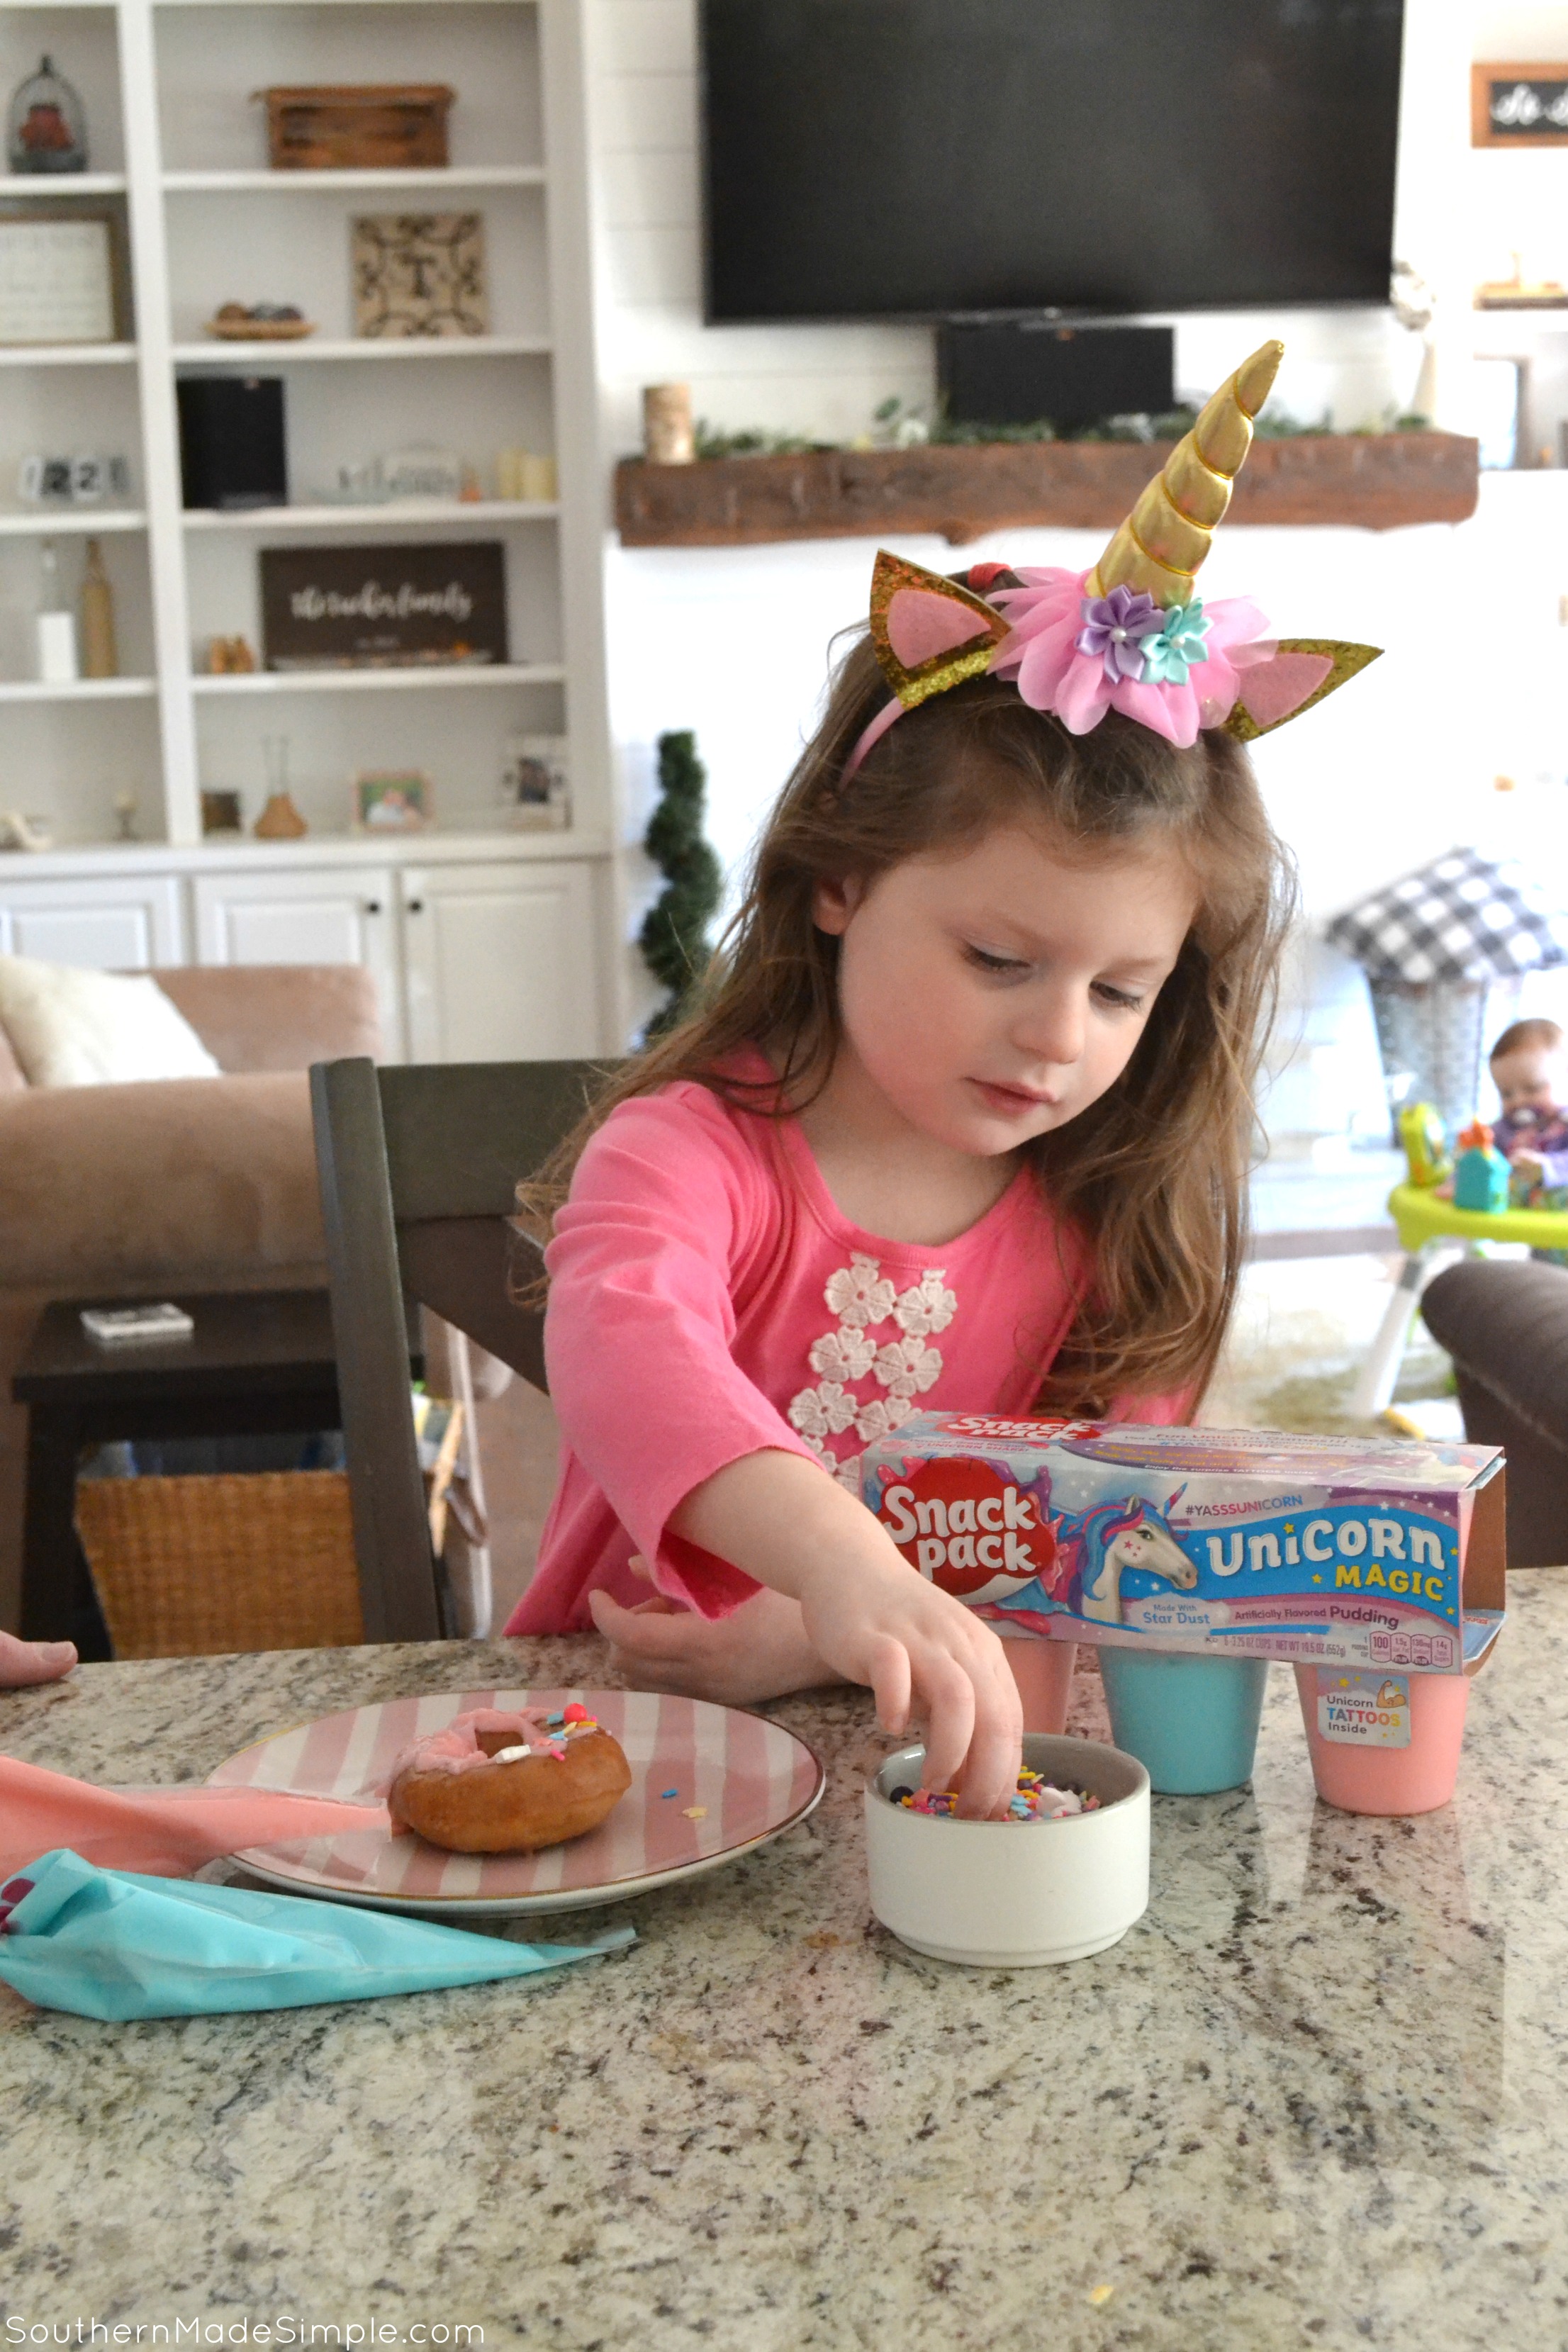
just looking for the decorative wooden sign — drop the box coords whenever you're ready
[1472,63,1568,147]
[259,542,508,668]
[352,213,487,338]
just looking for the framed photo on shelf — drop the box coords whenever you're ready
[352,212,488,339]
[200,790,244,836]
[1472,63,1568,147]
[0,214,121,345]
[354,771,432,832]
[500,733,569,829]
[259,542,508,668]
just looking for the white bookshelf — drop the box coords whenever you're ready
[190,661,566,693]
[0,169,128,194]
[0,507,146,532]
[0,0,620,1050]
[163,162,544,189]
[0,675,156,700]
[0,342,138,366]
[182,498,557,529]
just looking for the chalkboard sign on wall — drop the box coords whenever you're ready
[259,542,508,668]
[1472,63,1568,147]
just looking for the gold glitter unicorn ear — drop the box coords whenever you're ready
[866,549,1011,710]
[1222,638,1382,740]
[1087,339,1284,608]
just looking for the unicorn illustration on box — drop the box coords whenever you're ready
[983,1490,1197,1630]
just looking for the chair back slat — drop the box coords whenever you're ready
[378,1060,607,1222]
[311,1053,618,1642]
[310,1057,442,1642]
[400,1219,547,1391]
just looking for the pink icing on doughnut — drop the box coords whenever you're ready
[382,1706,555,1791]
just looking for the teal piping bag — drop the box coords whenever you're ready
[0,1848,635,2020]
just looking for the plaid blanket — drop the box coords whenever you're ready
[1326,846,1568,982]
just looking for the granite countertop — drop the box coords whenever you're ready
[2,1582,1566,2351]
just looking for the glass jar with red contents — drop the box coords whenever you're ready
[8,57,87,175]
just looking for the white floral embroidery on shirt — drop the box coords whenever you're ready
[789,1252,953,1484]
[824,1253,897,1329]
[808,1326,877,1383]
[893,1270,956,1338]
[873,1333,943,1399]
[788,1380,858,1441]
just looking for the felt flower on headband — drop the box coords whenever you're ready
[1075,586,1165,681]
[846,338,1383,775]
[989,569,1275,746]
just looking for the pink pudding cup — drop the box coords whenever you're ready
[1002,1637,1077,1735]
[1294,1664,1469,1815]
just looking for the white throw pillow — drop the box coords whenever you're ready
[0,955,223,1087]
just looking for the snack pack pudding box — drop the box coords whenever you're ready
[861,1416,1506,1811]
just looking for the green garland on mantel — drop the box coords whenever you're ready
[683,402,1434,463]
[639,730,724,1039]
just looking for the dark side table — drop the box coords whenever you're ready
[14,1289,421,1655]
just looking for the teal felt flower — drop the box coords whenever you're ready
[1141,599,1211,685]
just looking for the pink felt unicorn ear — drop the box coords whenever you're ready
[1223,639,1382,741]
[885,586,996,670]
[868,549,1010,710]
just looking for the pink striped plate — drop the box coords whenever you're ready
[207,1688,826,1915]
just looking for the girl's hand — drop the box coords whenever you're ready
[0,1631,77,1689]
[790,1547,1022,1818]
[665,1448,1023,1819]
[1511,1146,1546,1179]
[588,1560,841,1708]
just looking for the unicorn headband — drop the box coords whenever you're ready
[845,340,1381,777]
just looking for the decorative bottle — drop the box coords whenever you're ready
[35,540,78,684]
[79,537,117,678]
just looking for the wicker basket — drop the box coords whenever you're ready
[76,1472,363,1659]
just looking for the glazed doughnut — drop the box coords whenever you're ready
[386,1705,631,1854]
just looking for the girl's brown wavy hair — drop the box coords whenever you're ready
[521,600,1296,1413]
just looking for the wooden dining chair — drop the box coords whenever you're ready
[310,1055,613,1642]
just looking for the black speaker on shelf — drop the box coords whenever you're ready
[938,322,1175,432]
[175,375,288,510]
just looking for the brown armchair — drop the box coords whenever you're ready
[1420,1257,1568,1569]
[0,965,381,1633]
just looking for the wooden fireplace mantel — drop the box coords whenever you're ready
[615,430,1479,549]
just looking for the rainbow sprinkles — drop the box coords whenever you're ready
[889,1769,1104,1822]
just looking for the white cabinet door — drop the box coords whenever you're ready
[191,866,404,1058]
[0,873,184,967]
[401,861,602,1063]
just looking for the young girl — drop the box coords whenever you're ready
[505,339,1377,1816]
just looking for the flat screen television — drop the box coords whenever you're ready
[701,0,1405,324]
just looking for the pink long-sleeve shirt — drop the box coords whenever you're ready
[505,1065,1187,1634]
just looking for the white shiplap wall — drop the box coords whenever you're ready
[586,0,1568,1132]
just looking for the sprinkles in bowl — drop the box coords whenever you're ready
[887,1767,1102,1822]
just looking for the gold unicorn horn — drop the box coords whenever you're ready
[1087,340,1284,610]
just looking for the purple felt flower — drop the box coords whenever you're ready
[1075,586,1164,683]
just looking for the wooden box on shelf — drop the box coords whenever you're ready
[254,85,454,171]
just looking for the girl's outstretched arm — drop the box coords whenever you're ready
[658,1448,1022,1818]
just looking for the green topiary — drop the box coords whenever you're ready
[639,729,724,1038]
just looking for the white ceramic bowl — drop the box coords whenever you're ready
[864,1732,1150,1966]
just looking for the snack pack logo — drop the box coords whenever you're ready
[875,1457,1051,1602]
